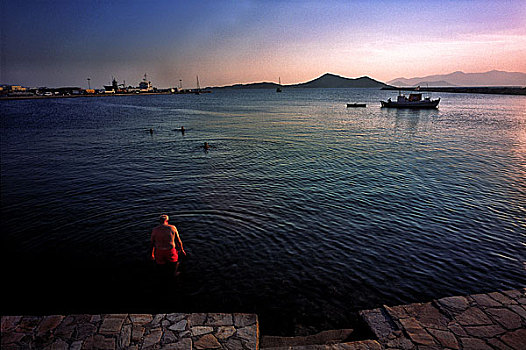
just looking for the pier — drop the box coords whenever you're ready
[2,288,524,349]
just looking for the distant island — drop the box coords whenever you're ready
[389,80,457,87]
[388,70,526,87]
[210,73,389,90]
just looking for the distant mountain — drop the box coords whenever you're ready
[212,73,389,90]
[292,73,389,88]
[388,70,526,87]
[390,80,456,87]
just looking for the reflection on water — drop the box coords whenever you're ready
[1,89,525,335]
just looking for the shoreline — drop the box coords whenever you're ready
[2,288,524,349]
[3,86,525,101]
[0,92,175,101]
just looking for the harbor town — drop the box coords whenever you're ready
[0,74,210,99]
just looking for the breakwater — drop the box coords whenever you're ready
[2,289,524,349]
[382,86,526,95]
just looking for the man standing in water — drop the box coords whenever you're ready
[151,214,186,276]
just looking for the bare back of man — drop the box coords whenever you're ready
[151,215,186,276]
[151,224,177,250]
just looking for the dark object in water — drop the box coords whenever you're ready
[347,103,366,108]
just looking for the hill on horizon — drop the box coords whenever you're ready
[292,73,389,88]
[211,73,389,89]
[389,80,456,87]
[388,70,526,87]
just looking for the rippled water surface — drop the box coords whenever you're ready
[1,89,525,335]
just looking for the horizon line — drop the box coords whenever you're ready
[2,69,525,89]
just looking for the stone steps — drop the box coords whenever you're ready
[260,329,354,348]
[260,329,382,350]
[261,339,382,350]
[259,342,383,350]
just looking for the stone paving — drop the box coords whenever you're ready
[360,288,526,350]
[1,313,258,350]
[2,289,525,350]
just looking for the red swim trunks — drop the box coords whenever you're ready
[154,248,179,265]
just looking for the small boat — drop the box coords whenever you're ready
[276,77,282,93]
[195,75,201,95]
[347,103,366,108]
[381,91,440,109]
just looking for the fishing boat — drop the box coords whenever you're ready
[381,91,440,109]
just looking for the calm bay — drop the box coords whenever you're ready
[1,89,525,335]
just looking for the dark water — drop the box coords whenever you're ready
[1,89,525,335]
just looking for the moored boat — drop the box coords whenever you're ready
[381,91,440,109]
[347,103,366,108]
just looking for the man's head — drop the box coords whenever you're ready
[159,214,169,224]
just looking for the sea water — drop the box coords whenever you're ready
[1,89,525,335]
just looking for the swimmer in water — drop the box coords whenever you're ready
[203,142,210,150]
[151,214,186,277]
[181,126,185,135]
[149,128,154,135]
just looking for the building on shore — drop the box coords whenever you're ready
[1,85,33,97]
[1,85,83,97]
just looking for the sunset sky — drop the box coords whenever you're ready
[1,0,525,88]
